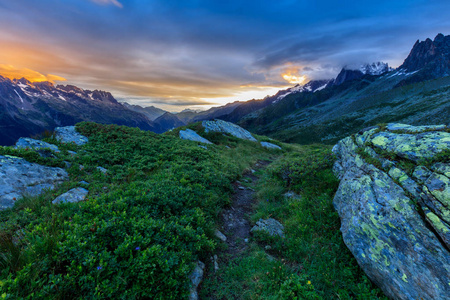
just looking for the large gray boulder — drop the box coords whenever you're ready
[0,155,68,210]
[202,120,257,142]
[179,129,212,144]
[333,123,450,299]
[260,141,281,150]
[55,126,88,145]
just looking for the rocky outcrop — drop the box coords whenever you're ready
[0,155,68,210]
[202,120,257,142]
[179,129,212,144]
[333,123,450,299]
[55,126,88,145]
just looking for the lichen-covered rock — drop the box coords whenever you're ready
[260,141,281,150]
[250,218,284,237]
[386,123,447,133]
[0,155,68,210]
[333,124,450,299]
[55,126,88,145]
[52,187,89,204]
[202,119,257,142]
[15,137,60,153]
[371,128,450,163]
[179,129,212,144]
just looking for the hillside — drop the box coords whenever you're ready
[0,122,386,299]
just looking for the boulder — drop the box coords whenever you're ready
[250,218,284,237]
[202,119,257,142]
[0,155,68,210]
[260,141,281,150]
[333,124,450,299]
[179,129,212,144]
[15,137,60,153]
[52,187,89,204]
[55,126,88,145]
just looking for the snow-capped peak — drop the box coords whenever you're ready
[359,62,389,75]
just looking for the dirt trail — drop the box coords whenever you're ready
[219,160,271,256]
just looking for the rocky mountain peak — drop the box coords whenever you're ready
[14,77,32,86]
[334,62,389,86]
[398,33,450,74]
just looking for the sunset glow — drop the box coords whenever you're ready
[0,64,66,83]
[0,1,448,110]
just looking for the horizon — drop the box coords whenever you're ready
[0,1,449,111]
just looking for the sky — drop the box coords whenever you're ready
[0,0,449,111]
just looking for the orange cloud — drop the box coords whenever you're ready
[0,64,66,83]
[281,66,307,84]
[91,0,123,8]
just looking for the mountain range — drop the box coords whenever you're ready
[0,33,449,145]
[0,78,185,145]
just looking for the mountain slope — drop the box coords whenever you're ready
[0,77,160,145]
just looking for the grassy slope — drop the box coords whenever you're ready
[202,144,387,299]
[0,122,275,299]
[0,123,386,299]
[243,76,450,145]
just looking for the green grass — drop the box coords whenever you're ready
[0,122,277,299]
[202,144,387,299]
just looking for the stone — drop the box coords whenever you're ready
[198,145,208,150]
[179,129,212,144]
[15,137,60,153]
[260,141,282,150]
[370,130,450,163]
[96,166,108,174]
[202,119,257,142]
[55,126,88,145]
[189,261,205,300]
[0,155,68,210]
[214,229,227,242]
[333,125,450,299]
[52,187,89,204]
[250,218,284,237]
[386,123,447,133]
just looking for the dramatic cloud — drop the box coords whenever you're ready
[0,0,449,110]
[0,64,66,83]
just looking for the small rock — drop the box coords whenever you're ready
[214,230,227,242]
[97,166,108,174]
[238,186,245,190]
[198,145,208,150]
[55,126,88,145]
[251,218,285,237]
[52,187,89,204]
[251,169,256,173]
[244,238,249,243]
[265,245,272,250]
[213,255,219,271]
[179,129,212,144]
[15,137,60,153]
[260,141,282,150]
[78,181,89,185]
[68,150,77,157]
[283,191,301,200]
[189,261,205,300]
